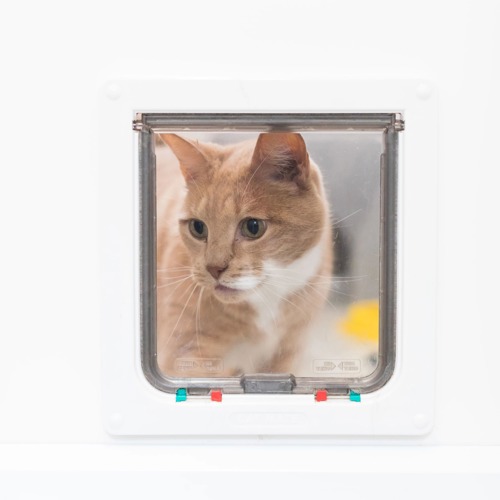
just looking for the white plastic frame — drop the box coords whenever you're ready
[100,79,437,436]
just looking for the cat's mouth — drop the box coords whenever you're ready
[213,282,254,303]
[209,274,263,303]
[215,284,243,294]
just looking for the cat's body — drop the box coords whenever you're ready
[156,133,332,377]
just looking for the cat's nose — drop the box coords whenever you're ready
[206,265,228,280]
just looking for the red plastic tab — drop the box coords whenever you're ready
[315,390,328,402]
[211,390,222,402]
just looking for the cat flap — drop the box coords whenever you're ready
[137,113,401,396]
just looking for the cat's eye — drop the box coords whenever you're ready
[188,219,208,239]
[241,218,266,239]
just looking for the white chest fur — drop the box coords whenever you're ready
[256,240,324,330]
[224,241,324,372]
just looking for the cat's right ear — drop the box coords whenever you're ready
[159,134,209,182]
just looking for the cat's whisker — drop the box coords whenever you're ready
[301,284,338,310]
[265,268,364,309]
[332,208,363,226]
[162,282,199,349]
[264,271,334,283]
[271,283,336,308]
[327,287,355,298]
[329,276,367,281]
[278,283,338,312]
[157,271,192,278]
[262,272,340,310]
[263,272,363,287]
[156,273,194,283]
[195,287,204,357]
[157,266,192,272]
[156,275,194,289]
[156,270,194,279]
[263,267,367,280]
[157,273,193,279]
[159,277,196,307]
[252,287,278,331]
[297,278,356,303]
[261,283,310,317]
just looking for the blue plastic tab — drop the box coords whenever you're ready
[349,390,361,402]
[176,388,187,402]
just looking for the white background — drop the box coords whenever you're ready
[1,0,499,497]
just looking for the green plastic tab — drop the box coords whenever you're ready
[349,390,361,402]
[176,388,187,402]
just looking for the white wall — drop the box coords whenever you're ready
[1,0,499,496]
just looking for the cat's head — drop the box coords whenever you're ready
[160,132,329,304]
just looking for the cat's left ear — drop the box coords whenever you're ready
[250,133,310,189]
[159,133,209,182]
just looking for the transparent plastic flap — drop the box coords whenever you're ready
[137,114,400,394]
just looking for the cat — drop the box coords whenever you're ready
[155,132,333,377]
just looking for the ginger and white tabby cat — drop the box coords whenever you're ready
[156,132,332,376]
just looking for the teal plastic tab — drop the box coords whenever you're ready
[176,388,187,402]
[349,390,361,402]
